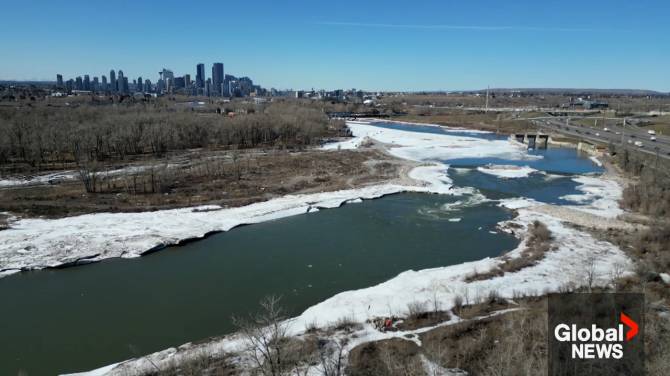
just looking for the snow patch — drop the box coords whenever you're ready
[560,176,623,218]
[477,164,539,179]
[590,156,603,167]
[324,121,540,163]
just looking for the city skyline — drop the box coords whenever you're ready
[51,61,267,97]
[2,0,670,91]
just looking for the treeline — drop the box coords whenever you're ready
[0,102,345,172]
[615,147,670,217]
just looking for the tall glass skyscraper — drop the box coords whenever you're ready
[109,70,116,92]
[196,63,205,88]
[212,63,224,96]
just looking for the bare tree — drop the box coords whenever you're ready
[77,160,100,193]
[584,255,598,292]
[318,338,348,376]
[234,295,289,376]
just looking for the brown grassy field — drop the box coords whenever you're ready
[0,148,406,219]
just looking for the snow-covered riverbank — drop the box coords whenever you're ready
[0,165,458,278]
[66,120,633,376]
[0,120,535,277]
[70,184,632,376]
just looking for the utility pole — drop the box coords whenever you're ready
[485,86,489,112]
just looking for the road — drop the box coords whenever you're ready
[531,117,670,160]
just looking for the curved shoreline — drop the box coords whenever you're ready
[0,162,460,279]
[3,118,511,278]
[69,178,633,376]
[63,120,636,376]
[0,119,633,375]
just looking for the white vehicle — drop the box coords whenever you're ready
[603,127,609,132]
[615,131,621,135]
[648,130,656,135]
[650,136,657,141]
[628,139,633,144]
[634,141,643,147]
[595,132,600,136]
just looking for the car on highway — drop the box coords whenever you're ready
[650,136,657,141]
[603,127,610,132]
[634,141,643,147]
[595,133,600,136]
[648,130,656,135]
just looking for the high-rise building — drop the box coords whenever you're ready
[109,70,116,92]
[160,69,174,93]
[196,63,205,88]
[137,76,143,92]
[212,63,224,96]
[102,75,107,91]
[122,76,129,93]
[75,76,83,90]
[228,80,240,97]
[56,74,63,87]
[144,79,152,93]
[92,77,99,92]
[83,75,91,91]
[118,70,126,93]
[239,76,253,96]
[223,74,234,97]
[184,74,191,88]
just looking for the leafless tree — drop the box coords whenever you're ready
[233,295,289,376]
[584,255,598,292]
[318,338,348,376]
[77,160,100,193]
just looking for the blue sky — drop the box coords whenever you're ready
[2,0,669,91]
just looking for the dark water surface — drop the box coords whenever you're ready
[0,194,517,375]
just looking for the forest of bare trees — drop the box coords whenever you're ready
[0,101,345,175]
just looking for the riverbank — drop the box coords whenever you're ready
[70,173,633,376]
[1,119,533,277]
[64,119,639,375]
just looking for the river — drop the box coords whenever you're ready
[0,121,603,375]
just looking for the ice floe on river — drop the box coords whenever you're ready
[323,121,540,162]
[476,164,539,178]
[561,175,623,218]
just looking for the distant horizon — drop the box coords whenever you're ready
[3,1,669,92]
[1,79,667,95]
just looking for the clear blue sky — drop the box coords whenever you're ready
[2,0,669,91]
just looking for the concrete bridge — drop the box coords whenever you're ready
[514,133,549,149]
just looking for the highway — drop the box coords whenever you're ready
[531,117,670,160]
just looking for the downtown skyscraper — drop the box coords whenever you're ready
[109,70,116,92]
[212,63,224,96]
[196,63,205,89]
